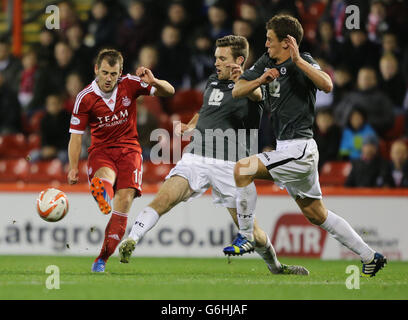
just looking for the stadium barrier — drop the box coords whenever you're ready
[0,183,407,260]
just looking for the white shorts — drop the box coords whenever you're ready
[256,139,322,200]
[165,153,237,208]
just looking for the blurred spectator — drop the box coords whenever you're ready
[332,64,353,105]
[381,139,408,187]
[166,1,193,42]
[156,25,190,90]
[134,45,159,73]
[206,3,232,41]
[84,0,117,49]
[340,29,380,77]
[117,0,157,72]
[295,0,326,47]
[18,50,39,112]
[33,28,57,68]
[0,39,22,94]
[189,30,214,91]
[314,107,341,170]
[339,107,377,160]
[0,72,21,134]
[66,24,94,83]
[381,31,402,61]
[232,18,264,59]
[313,18,342,66]
[237,1,266,49]
[379,53,406,107]
[136,96,159,161]
[334,66,395,136]
[345,135,386,187]
[48,41,80,95]
[63,72,85,114]
[28,94,71,163]
[57,1,80,41]
[367,0,390,44]
[260,0,299,18]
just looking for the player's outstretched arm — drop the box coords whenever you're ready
[232,68,279,99]
[228,64,262,102]
[67,133,82,184]
[136,67,175,97]
[286,35,333,93]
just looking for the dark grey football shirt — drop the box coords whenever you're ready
[241,52,320,140]
[186,74,263,162]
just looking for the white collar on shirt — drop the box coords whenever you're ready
[92,79,118,112]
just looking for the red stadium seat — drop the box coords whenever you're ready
[167,90,203,114]
[27,133,41,152]
[27,159,65,183]
[319,161,352,186]
[0,134,29,158]
[0,158,29,182]
[142,96,165,119]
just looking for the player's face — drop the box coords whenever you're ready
[214,46,237,80]
[265,29,286,60]
[95,59,121,93]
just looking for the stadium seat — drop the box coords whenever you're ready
[27,159,65,183]
[27,133,41,152]
[0,158,30,182]
[0,134,29,159]
[319,161,352,186]
[167,89,203,114]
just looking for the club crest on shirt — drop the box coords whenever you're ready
[70,116,80,125]
[122,96,131,107]
[140,81,149,88]
[280,67,287,75]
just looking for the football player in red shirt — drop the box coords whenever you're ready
[67,49,174,272]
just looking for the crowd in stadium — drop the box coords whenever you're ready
[0,0,408,187]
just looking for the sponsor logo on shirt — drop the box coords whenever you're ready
[70,116,80,125]
[140,81,149,88]
[96,109,129,128]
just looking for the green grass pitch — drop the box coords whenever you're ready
[0,255,407,300]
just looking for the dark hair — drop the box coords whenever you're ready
[215,35,249,65]
[266,14,303,44]
[95,48,123,71]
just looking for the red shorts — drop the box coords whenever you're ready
[87,146,143,197]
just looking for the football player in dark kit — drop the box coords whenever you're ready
[119,35,308,275]
[223,15,386,277]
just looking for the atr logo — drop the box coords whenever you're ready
[271,213,327,257]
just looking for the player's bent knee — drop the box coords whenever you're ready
[234,161,254,186]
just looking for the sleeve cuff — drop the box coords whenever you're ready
[150,86,157,96]
[69,129,85,134]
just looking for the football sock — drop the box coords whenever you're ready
[100,178,114,200]
[96,210,128,262]
[128,206,160,242]
[236,182,257,241]
[320,210,375,263]
[255,234,282,272]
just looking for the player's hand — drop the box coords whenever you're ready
[226,63,243,83]
[258,68,280,84]
[174,122,193,136]
[286,35,300,64]
[136,67,156,86]
[67,168,79,185]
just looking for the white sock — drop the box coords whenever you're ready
[236,182,257,241]
[320,210,375,263]
[128,207,160,242]
[255,234,281,272]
